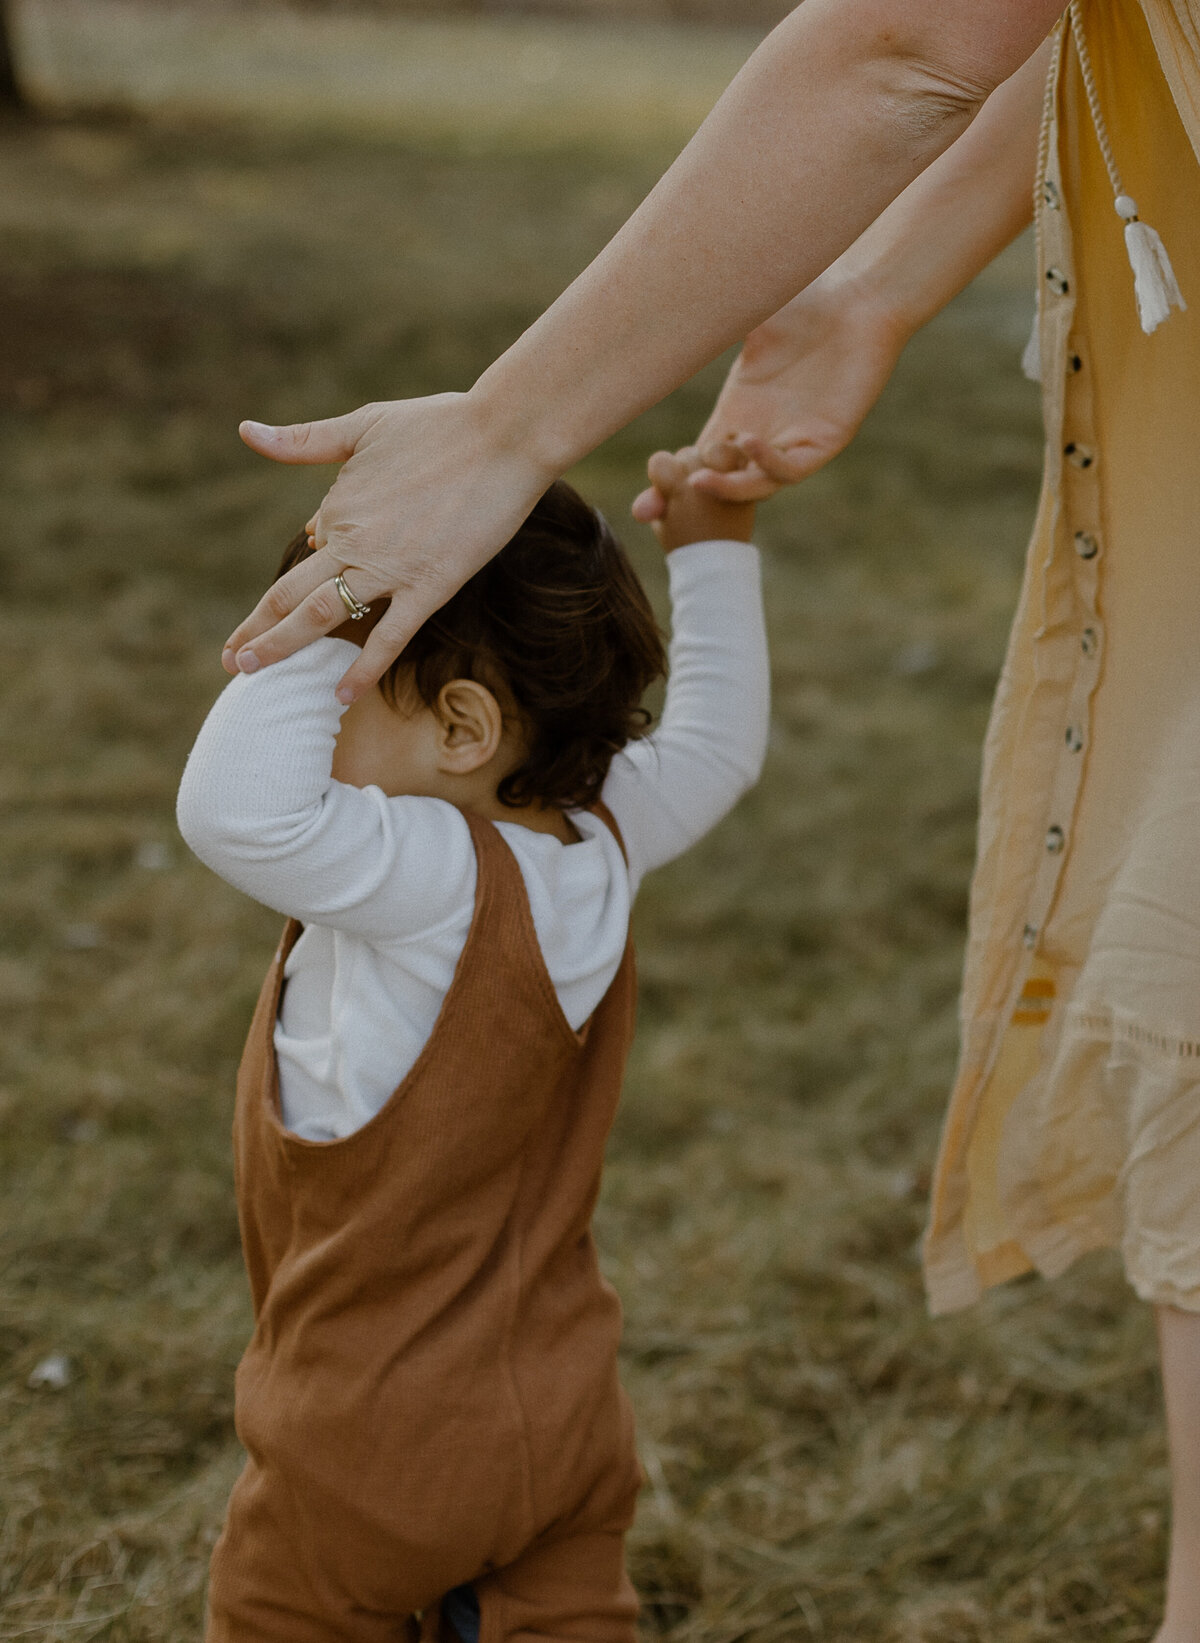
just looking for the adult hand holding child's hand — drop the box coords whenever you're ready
[225,393,554,703]
[646,448,755,553]
[632,274,906,524]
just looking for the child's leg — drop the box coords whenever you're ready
[472,1526,638,1643]
[207,1459,428,1643]
[440,1584,481,1643]
[1155,1305,1200,1643]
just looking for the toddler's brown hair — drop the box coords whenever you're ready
[277,481,666,813]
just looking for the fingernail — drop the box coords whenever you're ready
[335,685,356,706]
[242,420,277,439]
[237,650,261,674]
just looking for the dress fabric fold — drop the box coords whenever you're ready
[924,0,1200,1316]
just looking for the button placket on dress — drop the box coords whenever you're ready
[1018,36,1107,970]
[925,0,1199,1319]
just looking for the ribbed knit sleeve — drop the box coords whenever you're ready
[176,640,476,941]
[602,540,769,887]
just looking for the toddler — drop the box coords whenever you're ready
[177,467,767,1642]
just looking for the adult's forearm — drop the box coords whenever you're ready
[224,0,1063,693]
[471,0,1062,475]
[826,35,1051,343]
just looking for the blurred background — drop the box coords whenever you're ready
[0,3,1169,1639]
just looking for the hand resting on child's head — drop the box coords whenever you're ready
[266,484,672,844]
[275,467,754,845]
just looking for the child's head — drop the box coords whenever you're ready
[278,481,665,815]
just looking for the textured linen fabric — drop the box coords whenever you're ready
[178,539,767,1140]
[924,0,1200,1314]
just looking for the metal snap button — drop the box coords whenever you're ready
[1074,530,1099,559]
[1064,443,1094,468]
[1069,353,1083,373]
[1045,267,1070,295]
[1022,924,1038,949]
[1043,179,1061,209]
[1065,725,1084,752]
[1046,825,1065,853]
[1081,627,1098,656]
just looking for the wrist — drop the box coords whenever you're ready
[781,261,916,358]
[809,222,969,345]
[658,497,755,554]
[467,359,579,487]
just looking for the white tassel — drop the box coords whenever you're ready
[1021,313,1042,382]
[1115,194,1186,334]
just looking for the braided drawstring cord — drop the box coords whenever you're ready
[1068,0,1186,333]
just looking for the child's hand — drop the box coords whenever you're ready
[644,448,755,553]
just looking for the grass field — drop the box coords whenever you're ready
[0,11,1171,1641]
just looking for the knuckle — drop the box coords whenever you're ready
[309,584,347,627]
[394,556,444,598]
[262,583,294,620]
[325,516,365,557]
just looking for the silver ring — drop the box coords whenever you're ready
[334,572,370,621]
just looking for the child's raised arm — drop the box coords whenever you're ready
[176,640,477,942]
[601,460,768,886]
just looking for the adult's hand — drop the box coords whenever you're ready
[227,4,1057,695]
[224,394,554,703]
[632,277,905,517]
[631,30,1051,520]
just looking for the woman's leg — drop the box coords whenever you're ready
[1155,1305,1200,1643]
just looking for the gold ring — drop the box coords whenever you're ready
[334,572,370,621]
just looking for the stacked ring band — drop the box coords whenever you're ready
[334,572,371,621]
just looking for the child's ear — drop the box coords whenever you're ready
[433,681,505,774]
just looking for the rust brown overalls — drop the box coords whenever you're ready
[206,810,643,1643]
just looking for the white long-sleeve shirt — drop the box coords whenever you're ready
[178,540,768,1140]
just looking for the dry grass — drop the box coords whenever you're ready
[15,0,761,151]
[0,22,1169,1642]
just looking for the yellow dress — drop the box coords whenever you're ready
[923,0,1200,1315]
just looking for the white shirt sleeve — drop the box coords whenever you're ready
[178,539,768,939]
[601,540,769,888]
[176,639,476,942]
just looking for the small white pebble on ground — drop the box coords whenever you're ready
[134,840,171,870]
[63,922,103,950]
[892,640,940,676]
[28,1354,72,1391]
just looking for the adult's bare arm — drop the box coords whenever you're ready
[226,0,1066,702]
[630,31,1052,512]
[633,33,1052,512]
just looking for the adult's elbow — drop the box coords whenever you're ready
[858,48,993,157]
[849,0,1062,144]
